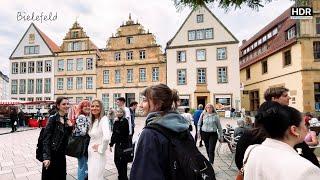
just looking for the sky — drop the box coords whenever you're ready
[0,0,295,77]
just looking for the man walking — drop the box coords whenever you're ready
[193,104,204,147]
[116,97,133,141]
[129,101,138,135]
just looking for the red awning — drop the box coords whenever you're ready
[22,100,55,105]
[0,99,25,105]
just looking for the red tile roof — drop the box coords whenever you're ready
[239,7,297,70]
[34,25,60,53]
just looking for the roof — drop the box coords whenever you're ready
[9,23,60,59]
[34,25,60,53]
[239,7,297,70]
[166,5,238,48]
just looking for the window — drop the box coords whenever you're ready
[45,60,52,72]
[58,60,64,71]
[76,58,83,71]
[188,30,196,41]
[86,97,93,101]
[316,18,320,34]
[197,68,206,84]
[205,28,213,39]
[102,93,109,110]
[36,97,42,109]
[103,70,109,84]
[19,79,26,94]
[69,41,82,51]
[36,61,43,73]
[76,77,83,89]
[262,61,268,74]
[272,28,278,35]
[20,62,26,74]
[66,77,73,90]
[67,59,73,71]
[127,69,133,83]
[177,51,186,62]
[217,67,228,83]
[284,50,291,66]
[197,14,203,23]
[115,52,121,61]
[57,78,63,90]
[44,78,51,93]
[314,83,320,111]
[196,30,204,40]
[27,79,34,94]
[113,93,121,108]
[76,97,83,104]
[246,68,251,79]
[27,97,34,109]
[152,67,159,82]
[249,90,260,111]
[196,49,206,61]
[36,79,43,94]
[86,77,93,89]
[177,69,186,85]
[12,62,18,74]
[11,80,18,94]
[215,95,232,111]
[24,45,39,55]
[267,32,272,39]
[217,47,227,60]
[127,37,133,44]
[262,35,267,42]
[139,50,146,59]
[71,31,79,38]
[86,58,93,70]
[139,68,146,82]
[115,70,121,83]
[313,41,320,60]
[287,26,296,40]
[28,61,35,73]
[126,51,133,60]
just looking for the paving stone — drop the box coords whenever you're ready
[0,172,14,180]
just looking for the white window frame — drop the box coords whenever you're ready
[196,49,206,61]
[103,70,109,84]
[36,61,43,73]
[11,80,18,94]
[86,77,93,89]
[139,68,146,82]
[76,58,83,71]
[76,77,83,89]
[127,69,133,83]
[86,58,93,70]
[57,78,64,90]
[126,51,133,60]
[12,62,19,74]
[197,68,206,84]
[217,67,228,83]
[177,51,186,62]
[45,60,52,72]
[115,70,121,83]
[20,62,26,74]
[139,50,146,59]
[44,78,51,93]
[27,79,34,94]
[177,69,186,85]
[67,59,73,71]
[217,47,227,60]
[115,52,121,61]
[102,93,109,110]
[58,60,64,71]
[28,61,34,73]
[152,67,159,82]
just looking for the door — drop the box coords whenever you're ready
[125,93,135,107]
[197,96,207,108]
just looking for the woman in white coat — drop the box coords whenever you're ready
[243,104,320,180]
[88,99,111,180]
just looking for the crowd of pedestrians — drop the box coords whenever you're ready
[35,84,320,180]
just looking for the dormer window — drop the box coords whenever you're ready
[287,26,296,40]
[197,14,203,23]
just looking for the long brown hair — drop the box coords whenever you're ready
[90,99,105,127]
[141,84,180,113]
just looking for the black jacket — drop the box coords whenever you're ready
[43,113,72,160]
[109,116,129,147]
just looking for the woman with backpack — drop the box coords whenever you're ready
[87,99,111,180]
[74,99,91,180]
[42,97,73,180]
[109,107,130,180]
[130,84,215,180]
[197,103,223,165]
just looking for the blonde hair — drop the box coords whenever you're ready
[90,99,105,126]
[116,107,126,117]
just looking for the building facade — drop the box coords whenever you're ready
[0,71,9,100]
[54,22,101,103]
[240,0,320,113]
[97,15,166,109]
[166,6,241,111]
[9,23,58,113]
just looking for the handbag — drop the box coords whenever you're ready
[235,145,258,180]
[66,135,85,158]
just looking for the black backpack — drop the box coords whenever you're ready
[146,124,216,180]
[36,128,45,162]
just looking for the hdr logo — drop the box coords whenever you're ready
[291,7,313,19]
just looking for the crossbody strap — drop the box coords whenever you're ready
[240,144,259,175]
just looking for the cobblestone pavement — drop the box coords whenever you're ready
[0,117,239,180]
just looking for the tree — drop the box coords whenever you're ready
[173,0,308,10]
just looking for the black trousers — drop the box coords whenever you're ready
[114,143,129,180]
[11,121,17,132]
[42,151,66,180]
[202,131,218,164]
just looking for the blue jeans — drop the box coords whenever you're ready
[77,155,88,180]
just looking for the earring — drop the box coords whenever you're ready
[296,134,301,138]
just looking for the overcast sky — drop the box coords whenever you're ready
[0,0,294,76]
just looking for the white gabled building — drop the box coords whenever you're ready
[9,23,59,113]
[166,6,241,112]
[0,71,9,100]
